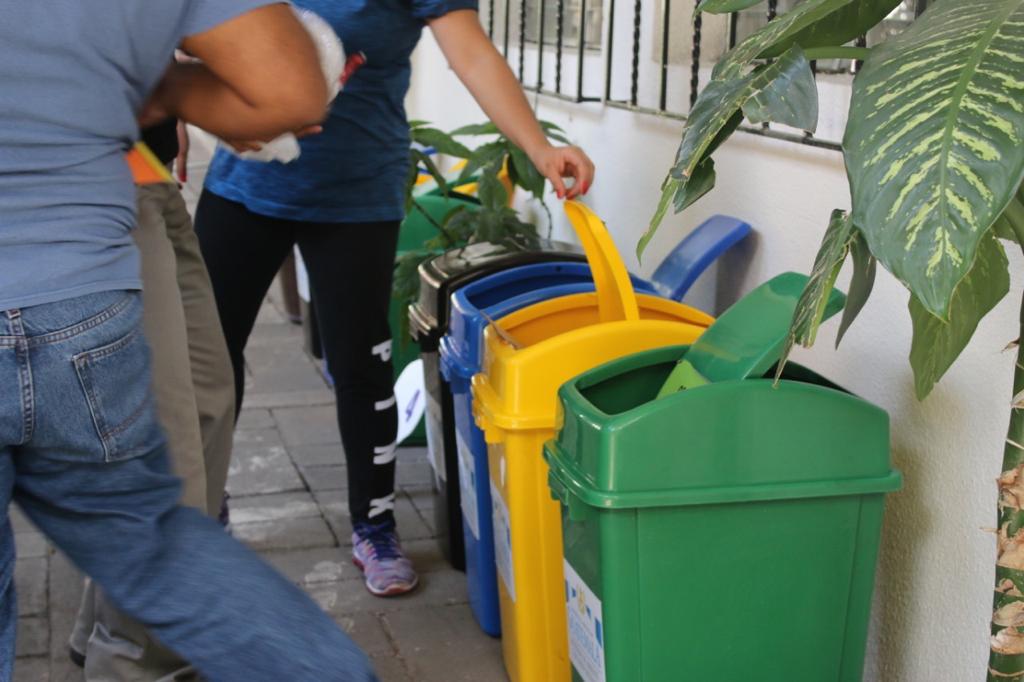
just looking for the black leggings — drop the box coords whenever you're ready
[194,190,400,526]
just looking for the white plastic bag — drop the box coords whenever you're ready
[228,8,346,164]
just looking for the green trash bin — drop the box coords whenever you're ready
[545,341,901,682]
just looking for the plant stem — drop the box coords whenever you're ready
[411,199,458,247]
[989,270,1024,678]
[802,46,872,62]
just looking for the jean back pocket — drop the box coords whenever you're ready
[74,328,164,462]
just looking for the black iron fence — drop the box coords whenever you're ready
[487,0,930,151]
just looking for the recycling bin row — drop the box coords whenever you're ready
[406,201,899,682]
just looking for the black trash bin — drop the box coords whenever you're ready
[408,240,586,570]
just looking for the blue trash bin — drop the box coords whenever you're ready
[438,262,656,636]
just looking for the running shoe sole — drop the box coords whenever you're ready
[352,557,419,597]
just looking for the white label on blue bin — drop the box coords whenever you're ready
[491,479,515,602]
[457,430,479,539]
[424,393,445,485]
[564,560,606,682]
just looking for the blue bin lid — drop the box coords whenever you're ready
[439,261,656,380]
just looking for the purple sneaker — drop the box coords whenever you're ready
[352,520,419,597]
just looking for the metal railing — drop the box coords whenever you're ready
[488,0,930,151]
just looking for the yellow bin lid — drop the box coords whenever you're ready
[473,202,713,440]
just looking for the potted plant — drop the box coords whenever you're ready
[392,120,572,311]
[642,0,1024,677]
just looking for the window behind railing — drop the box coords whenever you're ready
[484,0,929,150]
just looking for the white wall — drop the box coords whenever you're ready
[408,32,1024,681]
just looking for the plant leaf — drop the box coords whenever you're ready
[451,122,501,136]
[539,120,571,144]
[908,231,1010,399]
[714,0,903,79]
[638,176,682,260]
[508,145,546,199]
[994,181,1024,243]
[477,161,509,211]
[404,154,422,213]
[740,48,819,132]
[641,109,742,259]
[674,157,717,213]
[410,127,472,158]
[412,149,449,197]
[677,45,816,180]
[765,0,904,58]
[836,229,877,347]
[790,210,857,350]
[457,141,507,182]
[408,119,431,129]
[776,212,852,380]
[697,0,764,13]
[845,0,1024,318]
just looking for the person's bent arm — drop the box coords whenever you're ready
[145,4,328,140]
[429,9,594,199]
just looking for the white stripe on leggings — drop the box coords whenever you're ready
[373,439,398,465]
[368,493,396,519]
[371,339,392,363]
[375,395,396,411]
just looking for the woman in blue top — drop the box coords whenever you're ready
[193,0,594,597]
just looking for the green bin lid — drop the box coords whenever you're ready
[546,344,901,511]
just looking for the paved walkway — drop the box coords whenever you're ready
[12,293,507,681]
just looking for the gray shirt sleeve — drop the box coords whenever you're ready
[180,0,285,39]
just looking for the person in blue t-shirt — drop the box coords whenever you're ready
[193,1,595,598]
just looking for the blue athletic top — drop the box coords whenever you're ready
[203,0,479,224]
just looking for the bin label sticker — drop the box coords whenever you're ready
[564,560,606,682]
[424,394,445,484]
[491,479,515,602]
[457,430,479,540]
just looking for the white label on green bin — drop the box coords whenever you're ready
[424,393,445,485]
[491,479,515,602]
[564,560,606,682]
[457,430,479,540]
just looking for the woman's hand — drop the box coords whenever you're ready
[528,144,595,200]
[430,11,596,201]
[220,124,324,154]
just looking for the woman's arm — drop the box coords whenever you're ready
[142,4,328,140]
[428,10,594,199]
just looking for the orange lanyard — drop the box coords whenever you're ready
[125,142,174,185]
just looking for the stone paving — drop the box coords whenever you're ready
[12,293,507,681]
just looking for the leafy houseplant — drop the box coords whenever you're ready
[643,0,1024,677]
[392,120,573,313]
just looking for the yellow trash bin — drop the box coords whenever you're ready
[472,202,714,682]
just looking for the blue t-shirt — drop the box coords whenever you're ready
[0,0,270,310]
[204,0,478,224]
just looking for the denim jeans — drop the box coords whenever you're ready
[0,291,377,682]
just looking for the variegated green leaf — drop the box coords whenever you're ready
[639,176,682,259]
[846,0,1024,319]
[674,158,717,213]
[836,230,877,347]
[791,210,856,348]
[714,0,902,79]
[697,0,764,13]
[908,231,1010,399]
[993,181,1024,243]
[676,46,816,180]
[741,53,820,130]
[777,210,852,377]
[639,47,810,258]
